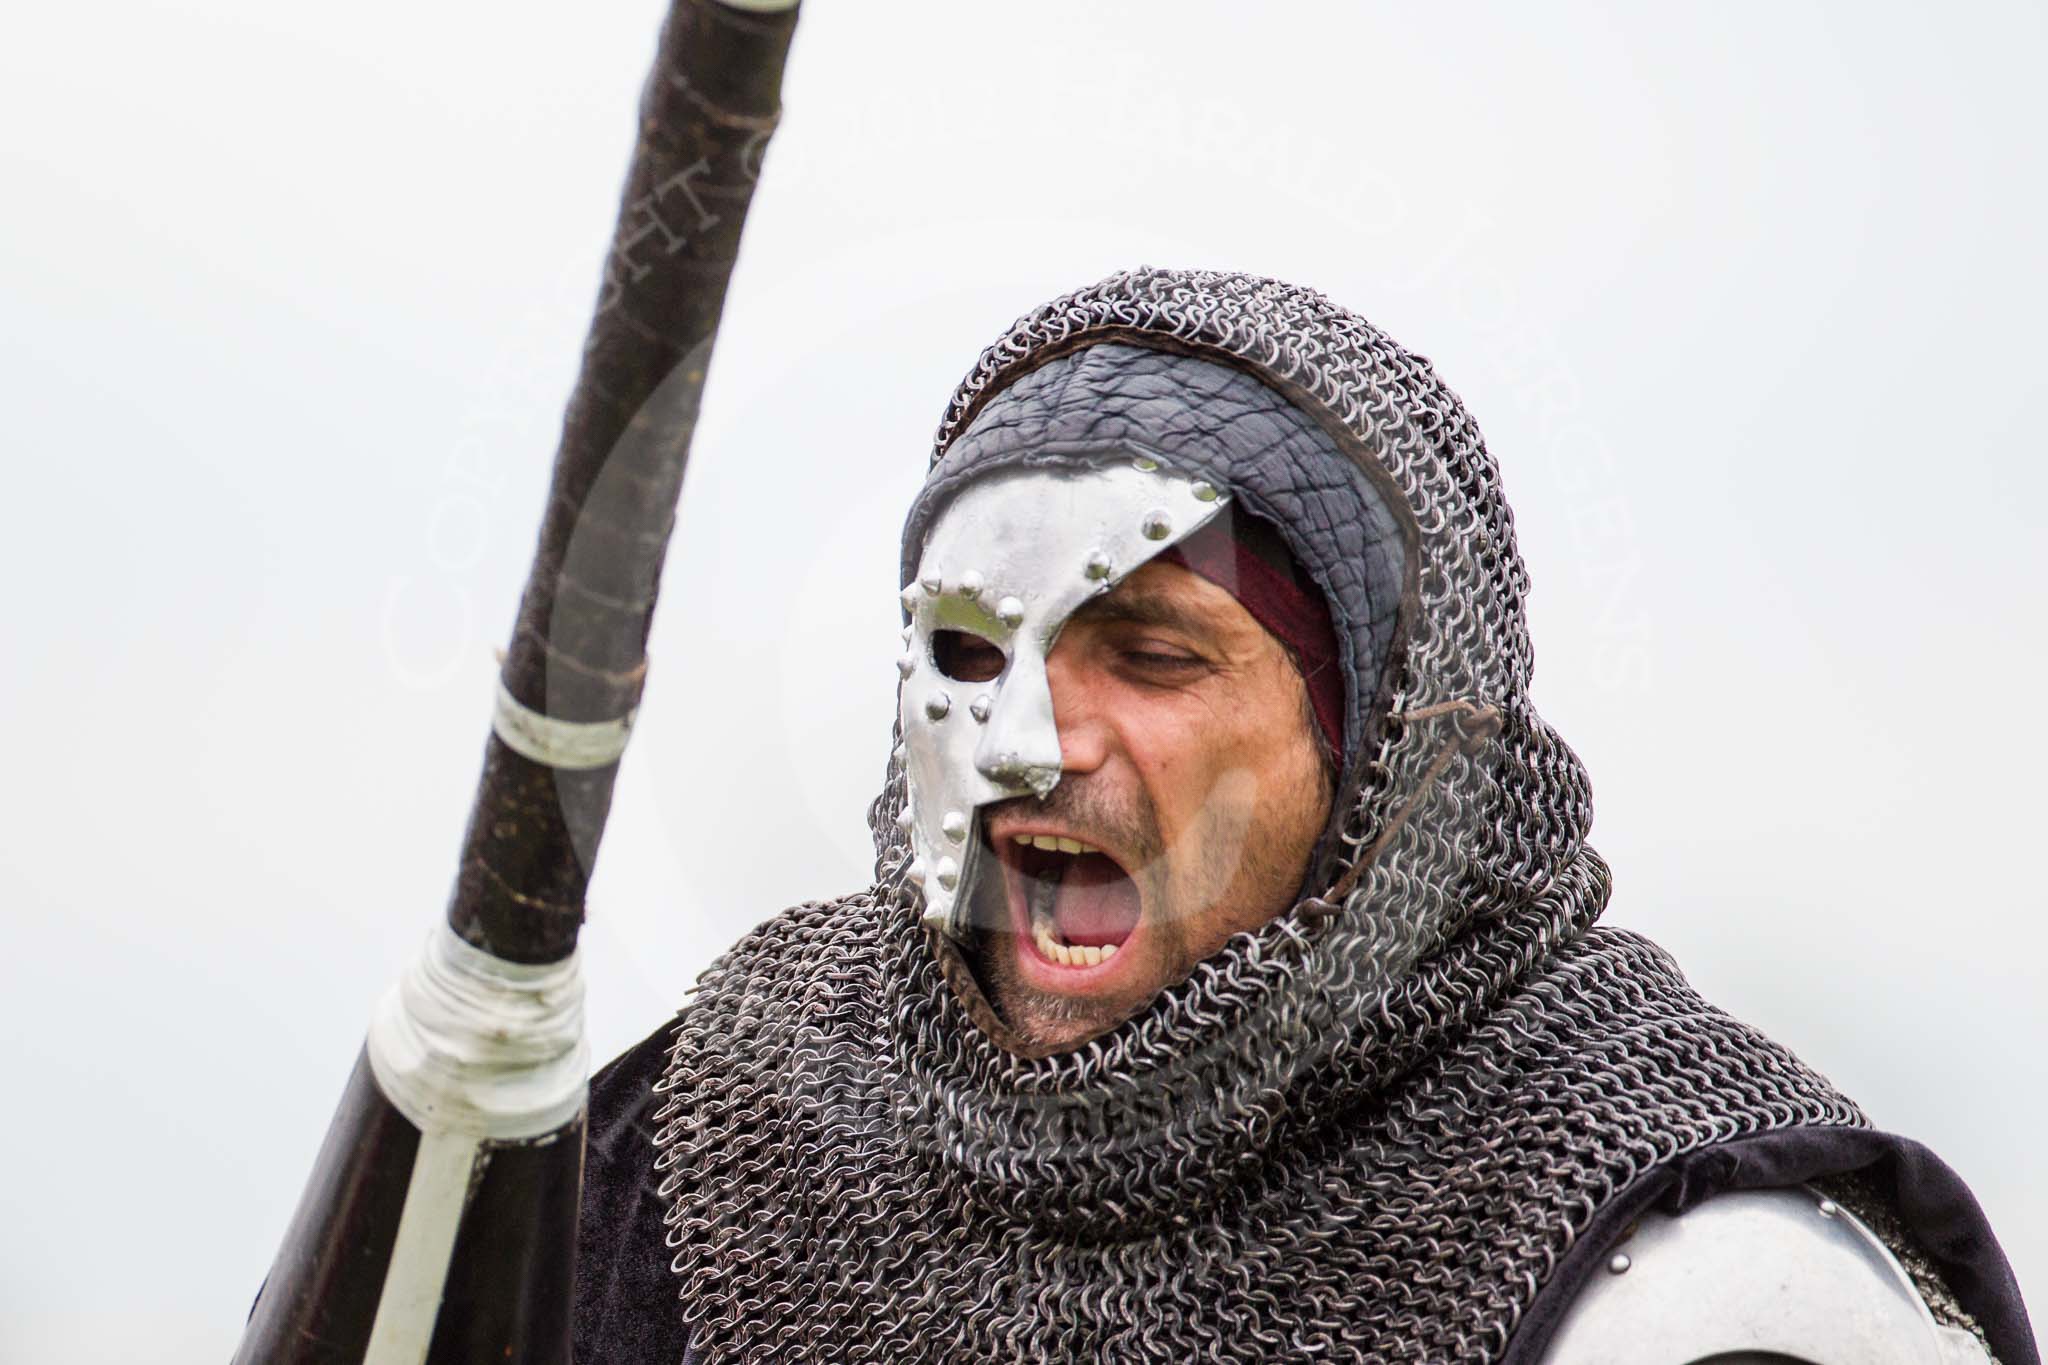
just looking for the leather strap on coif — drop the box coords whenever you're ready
[1320,697,1504,908]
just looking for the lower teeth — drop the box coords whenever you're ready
[1031,905,1118,968]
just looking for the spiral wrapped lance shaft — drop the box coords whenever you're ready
[456,0,800,965]
[234,4,799,1361]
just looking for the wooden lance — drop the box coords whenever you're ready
[233,1,801,1359]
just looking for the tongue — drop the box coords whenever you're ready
[1052,853,1141,948]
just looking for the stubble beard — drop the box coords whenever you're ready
[967,777,1170,1052]
[965,771,1314,1054]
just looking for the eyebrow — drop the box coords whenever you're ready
[1069,585,1214,637]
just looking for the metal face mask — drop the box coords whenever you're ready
[897,456,1230,939]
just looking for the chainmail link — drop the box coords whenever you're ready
[652,268,1866,1362]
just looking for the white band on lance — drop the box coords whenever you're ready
[491,677,636,771]
[366,925,589,1141]
[361,929,587,1363]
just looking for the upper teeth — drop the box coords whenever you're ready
[1014,833,1097,855]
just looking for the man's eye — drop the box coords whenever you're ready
[1120,646,1205,675]
[931,629,1006,683]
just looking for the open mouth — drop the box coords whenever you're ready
[993,832,1143,970]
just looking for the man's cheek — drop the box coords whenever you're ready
[1163,767,1261,930]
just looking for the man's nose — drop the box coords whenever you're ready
[1045,643,1109,778]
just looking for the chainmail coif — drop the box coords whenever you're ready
[650,268,1865,1363]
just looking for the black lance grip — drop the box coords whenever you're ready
[451,0,800,964]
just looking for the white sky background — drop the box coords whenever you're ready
[3,0,2043,1357]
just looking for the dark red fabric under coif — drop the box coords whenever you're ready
[1158,510,1345,763]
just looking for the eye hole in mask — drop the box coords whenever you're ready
[932,629,1006,683]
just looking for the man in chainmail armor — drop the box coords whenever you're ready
[571,269,2037,1364]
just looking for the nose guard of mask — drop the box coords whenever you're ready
[896,456,1230,939]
